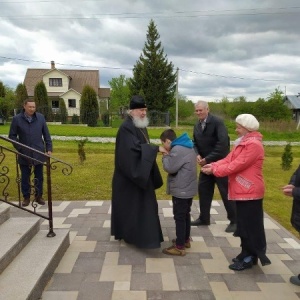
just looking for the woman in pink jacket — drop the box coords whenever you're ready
[202,114,271,271]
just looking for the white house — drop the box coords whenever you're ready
[24,61,110,117]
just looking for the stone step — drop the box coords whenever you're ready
[0,217,41,275]
[0,229,70,300]
[0,203,10,226]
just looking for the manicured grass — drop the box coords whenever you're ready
[0,119,300,141]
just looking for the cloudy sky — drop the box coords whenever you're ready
[0,0,300,102]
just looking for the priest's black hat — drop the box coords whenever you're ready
[129,95,147,109]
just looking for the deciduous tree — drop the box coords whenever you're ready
[108,75,130,111]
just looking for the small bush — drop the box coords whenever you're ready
[78,138,88,164]
[281,143,293,171]
[72,114,79,124]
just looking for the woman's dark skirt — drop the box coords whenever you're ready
[235,199,270,265]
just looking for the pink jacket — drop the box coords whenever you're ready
[211,131,264,201]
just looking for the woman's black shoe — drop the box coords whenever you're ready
[232,256,258,265]
[229,260,253,271]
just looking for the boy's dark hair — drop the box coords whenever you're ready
[160,129,177,142]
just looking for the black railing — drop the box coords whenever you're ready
[0,136,73,237]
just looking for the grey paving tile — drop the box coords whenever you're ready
[176,265,211,291]
[87,227,111,241]
[283,260,300,275]
[223,274,261,291]
[266,229,287,243]
[132,264,146,273]
[24,199,300,299]
[266,242,287,254]
[131,273,163,290]
[72,256,104,273]
[147,290,215,300]
[77,282,113,300]
[94,241,121,252]
[46,273,86,291]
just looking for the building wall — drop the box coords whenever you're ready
[43,70,69,93]
[61,90,81,116]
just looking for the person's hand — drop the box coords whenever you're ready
[202,164,213,175]
[282,184,295,197]
[196,155,202,165]
[159,146,169,155]
[199,158,206,167]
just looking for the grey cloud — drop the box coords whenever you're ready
[1,0,300,101]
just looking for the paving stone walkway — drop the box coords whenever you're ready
[13,200,300,300]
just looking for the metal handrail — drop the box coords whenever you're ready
[0,135,73,237]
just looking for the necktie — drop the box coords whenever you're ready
[201,121,205,131]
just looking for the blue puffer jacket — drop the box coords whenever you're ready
[162,133,198,199]
[9,110,52,165]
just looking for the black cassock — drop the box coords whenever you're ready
[111,116,164,249]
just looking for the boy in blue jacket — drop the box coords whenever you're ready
[160,129,197,256]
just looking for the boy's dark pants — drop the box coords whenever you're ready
[172,196,193,247]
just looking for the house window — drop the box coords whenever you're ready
[52,100,59,108]
[49,78,62,87]
[68,99,76,108]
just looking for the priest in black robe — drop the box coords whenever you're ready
[111,95,167,249]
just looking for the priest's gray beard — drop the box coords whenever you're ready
[132,116,149,128]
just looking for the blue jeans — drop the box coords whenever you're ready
[19,164,44,198]
[172,196,193,247]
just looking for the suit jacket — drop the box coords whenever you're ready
[193,113,229,163]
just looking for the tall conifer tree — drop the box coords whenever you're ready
[15,83,28,112]
[80,85,99,127]
[34,81,51,120]
[129,19,176,112]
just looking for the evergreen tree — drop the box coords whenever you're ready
[128,19,176,112]
[59,98,68,124]
[0,81,5,97]
[0,86,15,120]
[80,85,99,127]
[34,81,51,120]
[15,83,28,113]
[281,143,293,171]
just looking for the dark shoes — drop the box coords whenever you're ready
[22,196,45,207]
[290,275,300,286]
[22,198,30,207]
[225,222,237,233]
[191,218,210,226]
[35,196,45,205]
[232,254,271,267]
[232,256,258,265]
[229,260,253,271]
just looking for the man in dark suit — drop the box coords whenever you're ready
[191,100,236,232]
[9,99,52,207]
